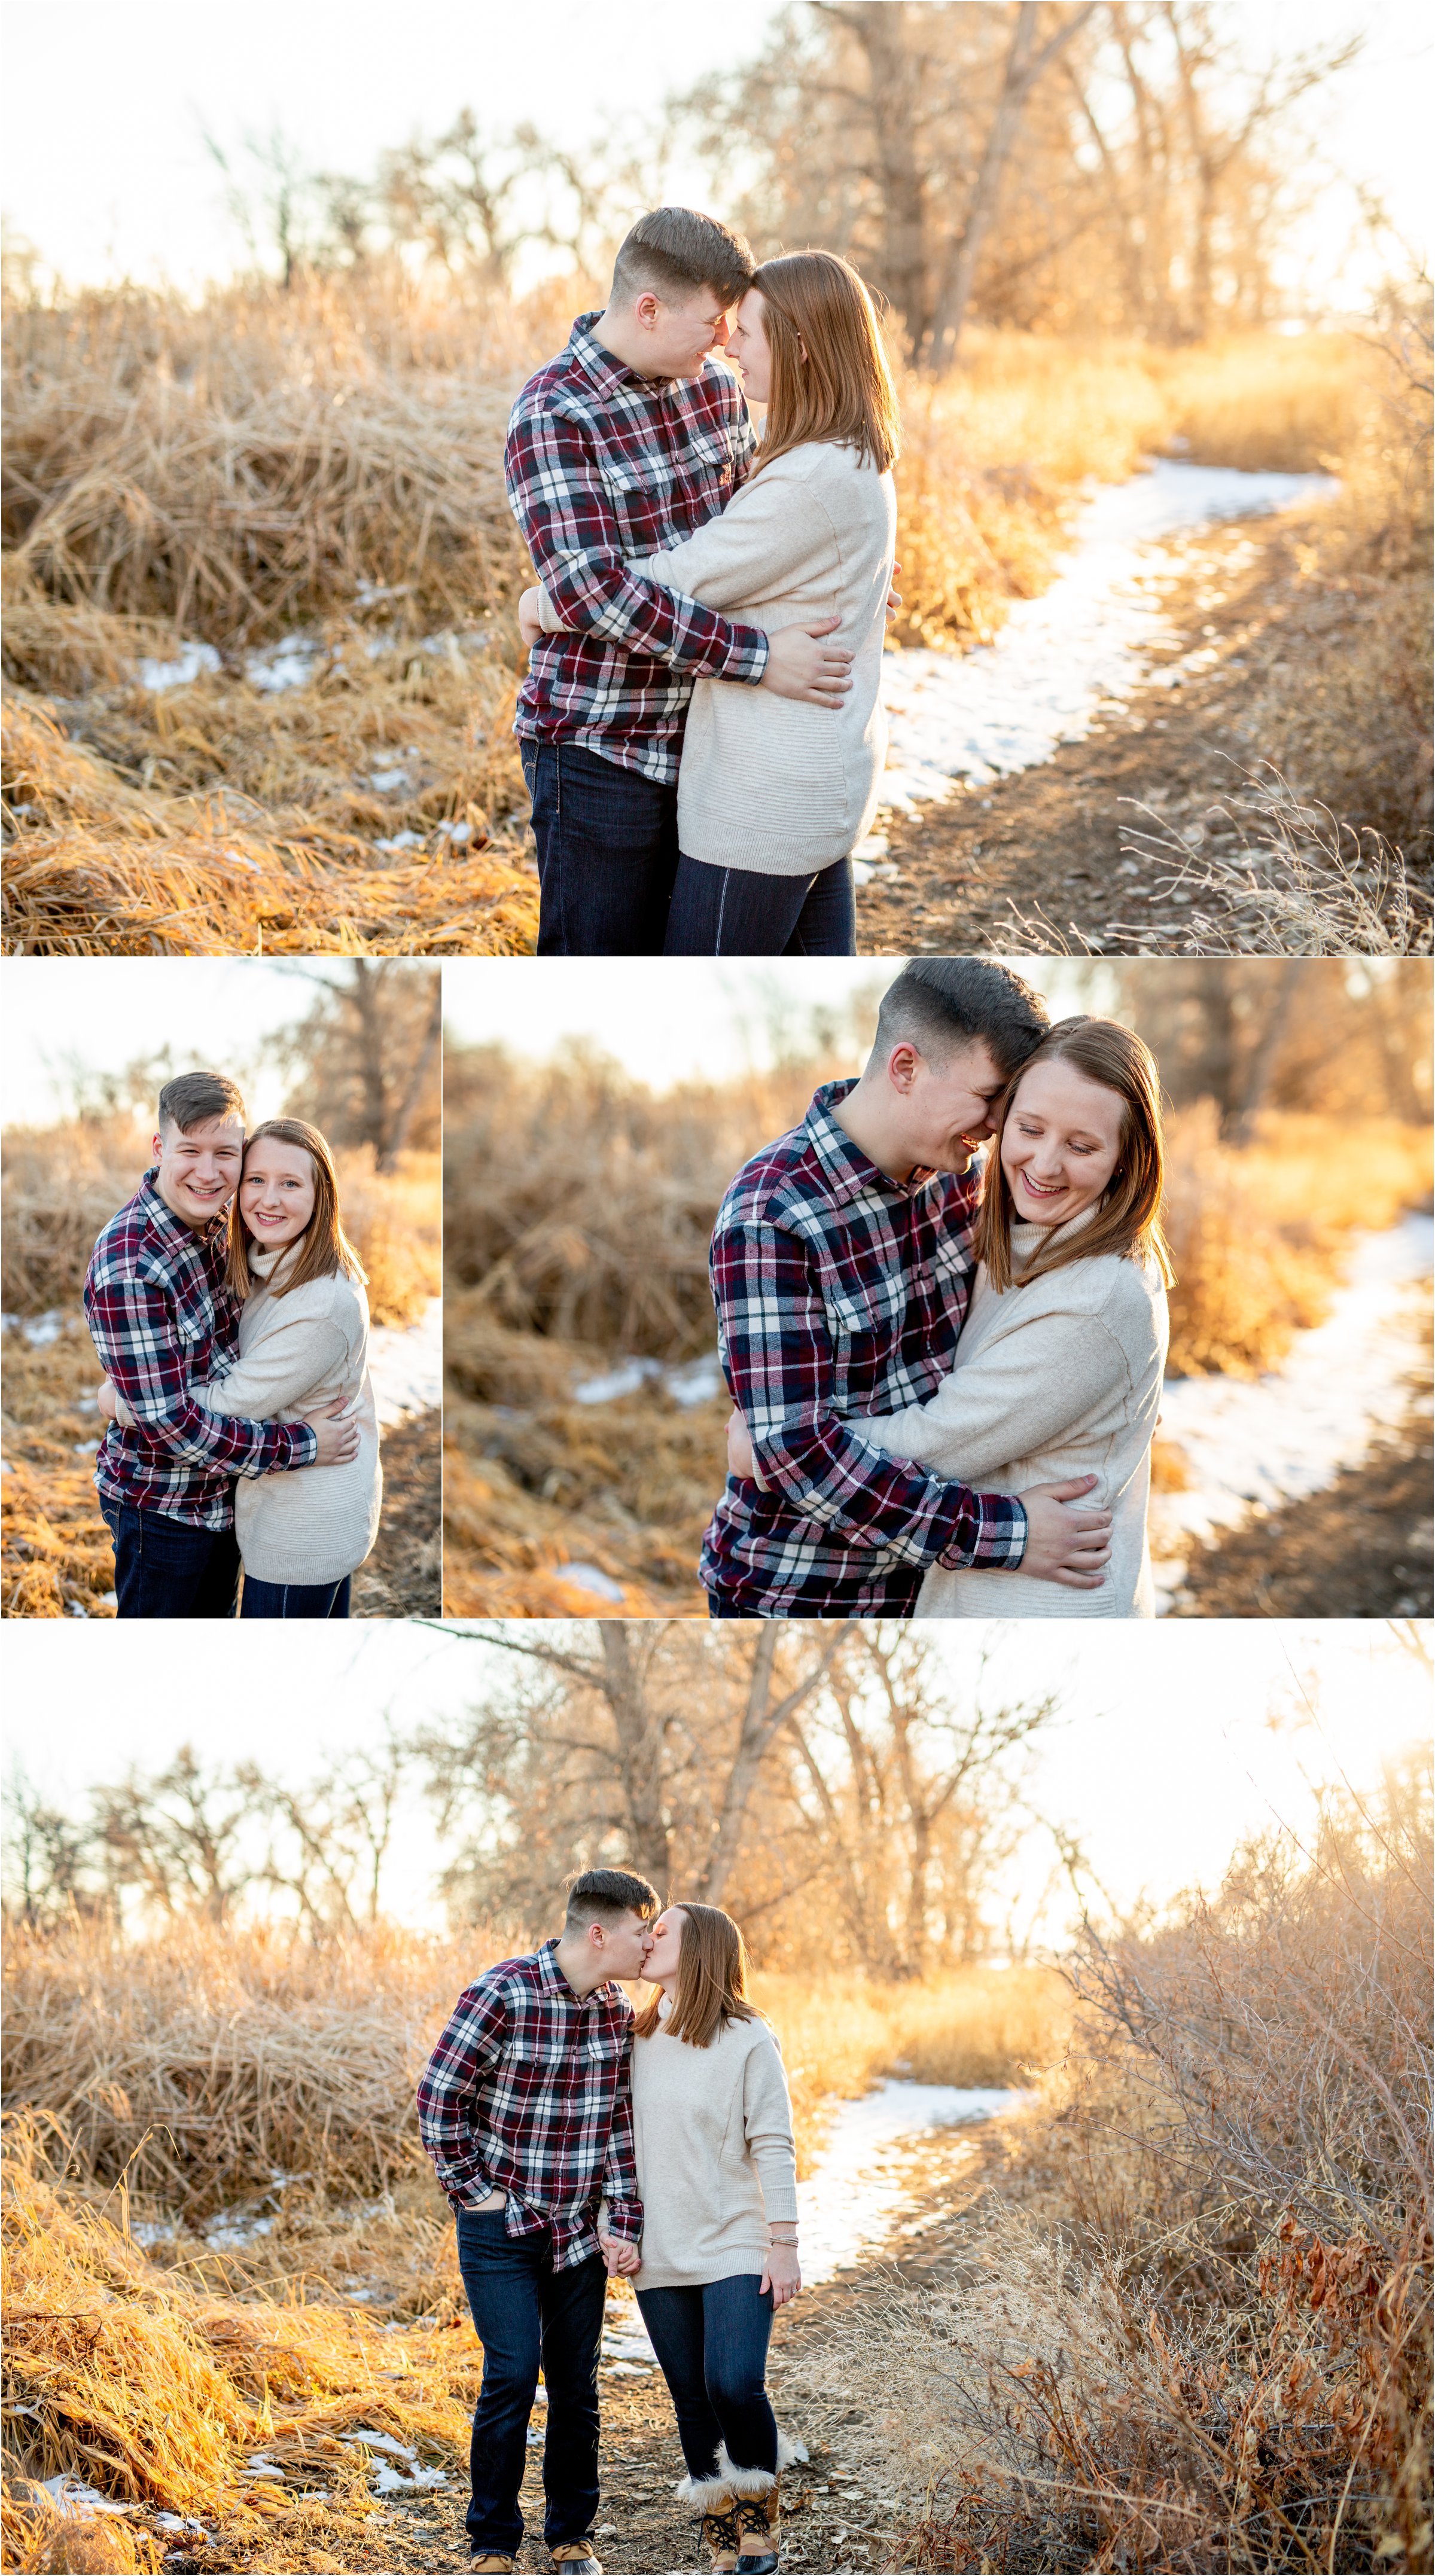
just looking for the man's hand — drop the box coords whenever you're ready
[1017,1475,1114,1587]
[597,2227,642,2277]
[886,557,903,627]
[296,1395,362,1468]
[760,616,853,708]
[95,1377,119,1422]
[517,584,548,647]
[726,1407,757,1481]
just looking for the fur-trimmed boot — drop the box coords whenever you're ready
[720,2434,808,2574]
[675,2468,743,2572]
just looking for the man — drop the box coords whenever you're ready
[83,1069,359,1620]
[504,205,854,956]
[418,1869,659,2576]
[704,958,1116,1617]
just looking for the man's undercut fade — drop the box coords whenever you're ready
[564,1866,660,1931]
[611,207,755,311]
[872,959,1051,1080]
[157,1070,246,1136]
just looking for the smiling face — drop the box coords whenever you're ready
[727,289,772,403]
[894,1038,1010,1175]
[1000,1054,1125,1227]
[240,1138,316,1251]
[152,1112,245,1230]
[634,283,739,380]
[641,1906,688,1990]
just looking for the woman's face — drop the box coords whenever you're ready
[241,1139,316,1250]
[1000,1056,1125,1227]
[727,290,772,404]
[642,1906,688,1990]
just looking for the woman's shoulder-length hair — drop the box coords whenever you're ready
[750,248,900,479]
[633,1901,766,2050]
[975,1016,1176,1294]
[224,1117,368,1302]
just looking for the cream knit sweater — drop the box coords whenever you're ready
[630,2007,799,2290]
[858,1216,1169,1619]
[540,441,897,875]
[200,1242,380,1586]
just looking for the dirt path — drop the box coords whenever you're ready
[857,499,1406,956]
[1169,1383,1434,1618]
[344,2121,992,2575]
[355,1406,443,1618]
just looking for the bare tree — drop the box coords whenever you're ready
[280,961,441,1166]
[90,1746,258,1923]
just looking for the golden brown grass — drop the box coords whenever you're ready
[819,1774,1433,2571]
[1,1124,440,1615]
[5,267,1407,951]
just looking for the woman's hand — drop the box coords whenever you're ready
[761,2240,801,2308]
[598,2226,642,2278]
[96,1378,119,1422]
[518,585,548,648]
[726,1407,759,1483]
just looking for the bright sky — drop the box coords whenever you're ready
[442,958,1099,1090]
[4,1621,1427,1946]
[0,958,416,1128]
[1,1,1426,298]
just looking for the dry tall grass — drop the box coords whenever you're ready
[5,266,1410,952]
[1,1124,440,1616]
[821,1775,1433,2571]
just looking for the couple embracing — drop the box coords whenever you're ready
[507,206,889,956]
[705,957,1174,1620]
[419,1871,801,2576]
[83,1070,380,1620]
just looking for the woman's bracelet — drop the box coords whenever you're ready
[769,2228,799,2244]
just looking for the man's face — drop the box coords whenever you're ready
[151,1112,245,1229]
[633,285,738,380]
[597,1907,657,1984]
[888,1038,1010,1174]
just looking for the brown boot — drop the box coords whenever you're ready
[469,2560,516,2573]
[550,2547,602,2575]
[733,2480,780,2572]
[700,2498,742,2572]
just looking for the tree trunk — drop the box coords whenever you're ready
[348,962,392,1160]
[845,2,932,359]
[701,1624,854,1905]
[927,2,1096,371]
[379,973,441,1170]
[598,1626,673,1892]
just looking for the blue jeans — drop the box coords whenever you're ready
[455,2207,607,2558]
[240,1574,351,1620]
[636,2275,778,2482]
[520,738,679,954]
[664,852,856,956]
[100,1501,239,1620]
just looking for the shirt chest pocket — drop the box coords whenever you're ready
[823,1270,908,1407]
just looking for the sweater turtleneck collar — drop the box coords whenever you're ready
[248,1233,306,1287]
[1008,1199,1102,1278]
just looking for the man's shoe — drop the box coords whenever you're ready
[470,2559,516,2572]
[550,2545,602,2575]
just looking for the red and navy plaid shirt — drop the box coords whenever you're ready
[702,1081,1030,1617]
[504,311,769,784]
[84,1173,317,1531]
[418,1941,642,2269]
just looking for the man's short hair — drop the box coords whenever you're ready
[611,208,755,310]
[157,1071,246,1136]
[564,1867,660,1930]
[872,960,1050,1080]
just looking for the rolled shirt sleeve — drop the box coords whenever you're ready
[87,1267,317,1479]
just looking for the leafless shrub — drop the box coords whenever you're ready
[1118,766,1432,956]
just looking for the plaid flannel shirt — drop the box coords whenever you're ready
[504,311,769,784]
[84,1174,317,1531]
[417,1941,642,2269]
[702,1081,1029,1616]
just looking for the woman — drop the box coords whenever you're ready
[100,1120,380,1619]
[729,1019,1172,1617]
[609,1904,804,2574]
[520,250,898,958]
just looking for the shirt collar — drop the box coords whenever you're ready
[538,1934,610,2009]
[138,1169,227,1259]
[567,310,653,402]
[801,1081,946,1212]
